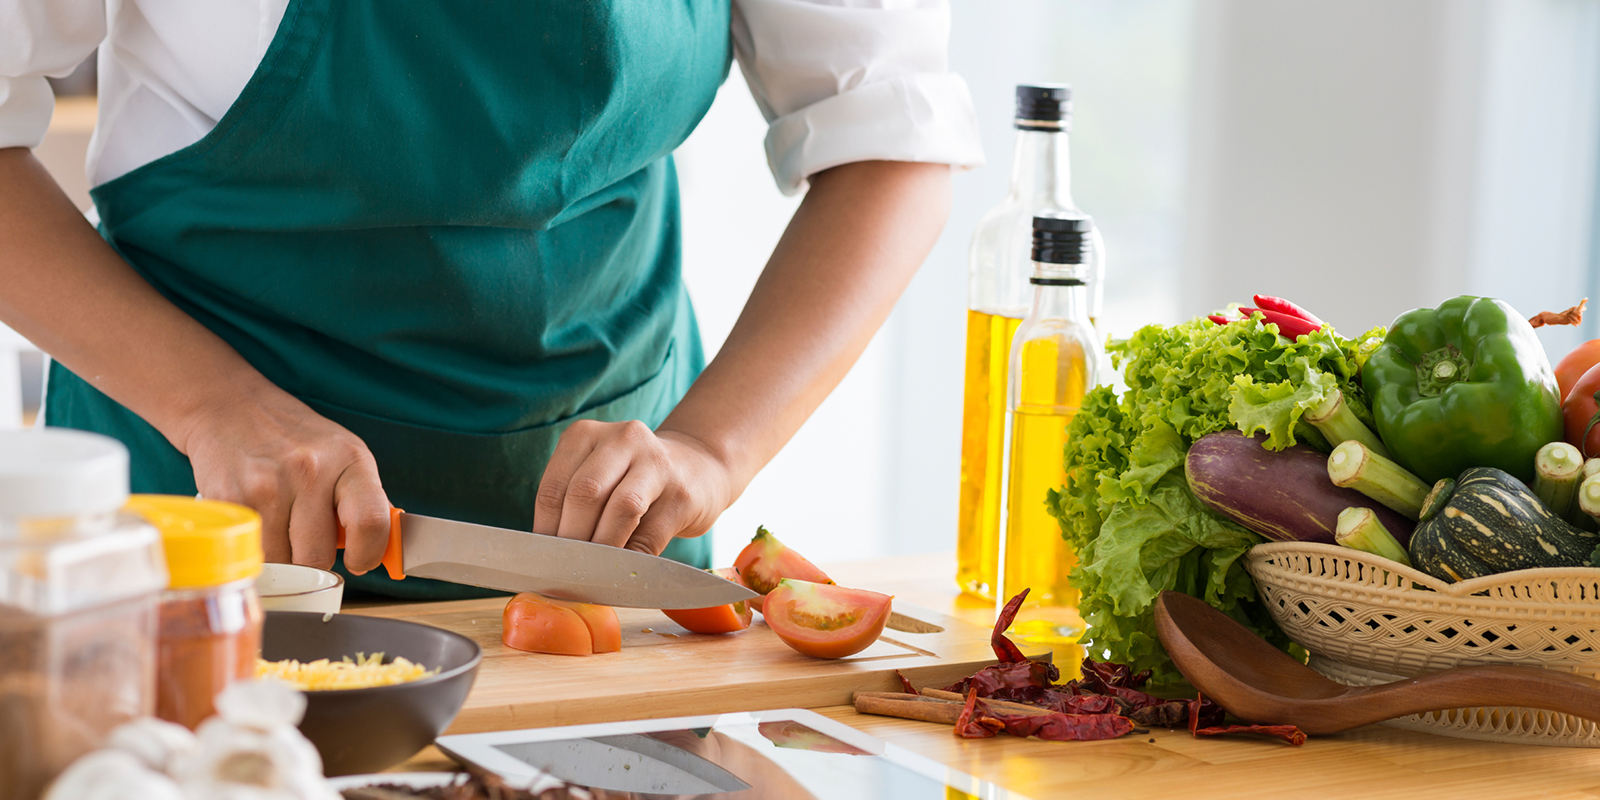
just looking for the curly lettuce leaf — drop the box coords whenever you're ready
[1049,316,1381,682]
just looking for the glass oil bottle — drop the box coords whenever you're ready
[996,215,1102,643]
[957,85,1103,599]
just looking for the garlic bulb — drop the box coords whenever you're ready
[42,750,186,800]
[105,717,198,773]
[173,680,339,800]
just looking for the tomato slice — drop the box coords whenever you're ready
[763,579,892,659]
[502,592,593,656]
[661,568,753,634]
[733,526,833,613]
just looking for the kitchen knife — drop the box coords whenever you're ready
[335,508,758,609]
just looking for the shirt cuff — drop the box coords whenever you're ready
[0,76,56,150]
[762,71,984,196]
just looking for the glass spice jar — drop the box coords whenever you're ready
[0,430,167,800]
[127,496,264,730]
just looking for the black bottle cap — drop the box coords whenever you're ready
[1032,215,1093,265]
[1016,85,1072,130]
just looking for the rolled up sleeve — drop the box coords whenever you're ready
[0,0,105,149]
[732,0,985,195]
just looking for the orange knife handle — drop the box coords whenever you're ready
[335,506,406,580]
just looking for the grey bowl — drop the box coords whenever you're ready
[261,611,481,776]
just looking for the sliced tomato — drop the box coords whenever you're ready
[661,568,753,634]
[733,526,833,613]
[763,579,892,659]
[1558,340,1600,401]
[541,596,621,653]
[502,592,592,656]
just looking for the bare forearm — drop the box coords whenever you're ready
[660,160,952,492]
[0,147,270,450]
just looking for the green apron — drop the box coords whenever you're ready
[46,0,730,598]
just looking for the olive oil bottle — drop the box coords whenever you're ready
[957,85,1103,599]
[998,216,1102,641]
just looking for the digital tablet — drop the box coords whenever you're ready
[435,707,1030,799]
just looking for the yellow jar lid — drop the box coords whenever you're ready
[127,495,263,589]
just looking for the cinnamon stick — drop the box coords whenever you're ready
[916,688,1057,717]
[853,692,966,725]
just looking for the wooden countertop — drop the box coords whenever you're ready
[387,552,1600,798]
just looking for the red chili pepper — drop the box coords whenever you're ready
[992,710,1134,742]
[990,589,1030,664]
[1238,307,1320,340]
[1207,314,1232,326]
[1252,295,1326,327]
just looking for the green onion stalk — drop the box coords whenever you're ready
[1327,440,1430,521]
[1534,441,1584,520]
[1304,388,1390,458]
[1334,507,1412,567]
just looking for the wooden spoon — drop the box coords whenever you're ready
[1153,590,1600,734]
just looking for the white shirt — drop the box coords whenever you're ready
[0,0,984,196]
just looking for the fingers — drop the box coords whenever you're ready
[533,420,715,554]
[532,421,599,536]
[334,457,392,575]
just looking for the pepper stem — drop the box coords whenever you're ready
[1433,362,1456,380]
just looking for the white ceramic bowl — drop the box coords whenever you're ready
[256,562,344,614]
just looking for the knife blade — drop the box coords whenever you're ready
[336,508,758,609]
[480,734,752,794]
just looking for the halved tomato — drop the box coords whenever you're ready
[502,592,593,656]
[733,526,833,613]
[661,568,753,634]
[542,596,621,653]
[763,579,892,659]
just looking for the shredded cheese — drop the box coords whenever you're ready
[257,652,437,691]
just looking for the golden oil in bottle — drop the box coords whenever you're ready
[997,216,1101,644]
[956,309,1022,599]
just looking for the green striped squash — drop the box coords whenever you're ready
[1408,467,1599,582]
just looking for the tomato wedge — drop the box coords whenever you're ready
[733,526,833,613]
[763,579,892,659]
[661,568,753,634]
[542,596,621,653]
[502,593,592,656]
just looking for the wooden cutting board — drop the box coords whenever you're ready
[349,598,1033,734]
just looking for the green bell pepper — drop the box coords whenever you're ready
[1363,296,1561,484]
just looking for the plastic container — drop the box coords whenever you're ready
[0,430,167,800]
[128,495,264,730]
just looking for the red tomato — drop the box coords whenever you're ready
[733,526,833,613]
[1556,340,1600,401]
[502,593,592,656]
[661,568,753,634]
[541,596,621,653]
[1563,362,1600,458]
[763,579,892,659]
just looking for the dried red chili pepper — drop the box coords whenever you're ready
[1128,701,1190,728]
[954,689,1000,739]
[991,589,1030,664]
[1187,693,1304,746]
[942,660,1058,697]
[1252,294,1326,327]
[1078,658,1152,692]
[895,670,917,695]
[994,710,1134,742]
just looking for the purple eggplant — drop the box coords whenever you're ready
[1186,430,1414,546]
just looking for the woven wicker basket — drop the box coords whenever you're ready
[1245,541,1600,746]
